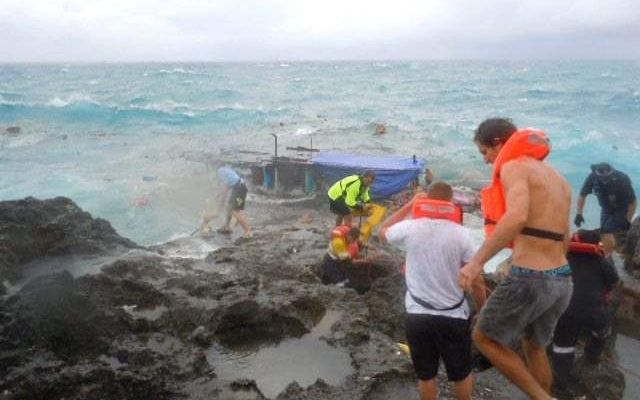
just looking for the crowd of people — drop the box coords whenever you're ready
[206,117,634,400]
[322,117,632,400]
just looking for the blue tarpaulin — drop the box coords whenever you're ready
[312,151,426,198]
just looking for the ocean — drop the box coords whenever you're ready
[1,61,640,246]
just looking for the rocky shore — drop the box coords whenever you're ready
[0,196,632,399]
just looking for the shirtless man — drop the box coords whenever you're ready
[459,118,573,400]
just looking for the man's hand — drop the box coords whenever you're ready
[574,213,585,227]
[459,260,484,292]
[363,203,373,215]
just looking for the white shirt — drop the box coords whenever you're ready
[386,218,476,319]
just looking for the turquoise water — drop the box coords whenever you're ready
[1,62,640,244]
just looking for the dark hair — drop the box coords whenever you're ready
[474,118,517,147]
[347,227,360,240]
[363,170,376,179]
[427,181,453,201]
[591,162,613,175]
[576,229,600,244]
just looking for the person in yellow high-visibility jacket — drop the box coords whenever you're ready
[327,170,386,243]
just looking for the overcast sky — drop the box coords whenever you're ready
[1,0,639,62]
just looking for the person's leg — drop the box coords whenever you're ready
[601,233,616,255]
[473,329,552,400]
[418,379,439,400]
[452,374,473,400]
[522,338,552,394]
[220,206,232,231]
[232,210,252,237]
[551,314,579,388]
[440,316,474,400]
[584,308,610,363]
[406,314,440,400]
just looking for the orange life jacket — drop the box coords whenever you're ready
[331,225,359,258]
[481,128,551,238]
[331,225,351,239]
[568,233,605,257]
[412,197,463,224]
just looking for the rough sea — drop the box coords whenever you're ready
[1,61,640,246]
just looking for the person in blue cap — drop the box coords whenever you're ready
[575,162,636,255]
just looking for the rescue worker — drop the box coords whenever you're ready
[551,229,619,398]
[320,225,363,286]
[575,162,636,255]
[327,170,386,243]
[327,171,376,226]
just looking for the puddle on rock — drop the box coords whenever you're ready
[2,253,123,298]
[98,355,125,370]
[122,304,168,321]
[207,310,353,399]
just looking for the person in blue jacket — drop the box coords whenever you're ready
[575,162,636,255]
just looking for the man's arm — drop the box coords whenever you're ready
[379,220,408,246]
[576,174,594,215]
[379,193,424,235]
[628,200,637,222]
[363,187,372,203]
[470,274,487,310]
[600,257,620,292]
[576,195,587,215]
[344,179,360,208]
[459,162,530,290]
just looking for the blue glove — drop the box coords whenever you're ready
[574,214,585,227]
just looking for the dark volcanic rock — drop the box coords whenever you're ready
[0,196,629,400]
[0,197,137,281]
[623,216,640,274]
[2,271,126,361]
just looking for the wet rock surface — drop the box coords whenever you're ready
[0,197,137,281]
[0,197,628,399]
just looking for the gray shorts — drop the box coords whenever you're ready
[477,265,573,348]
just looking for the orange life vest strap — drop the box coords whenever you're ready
[412,198,463,224]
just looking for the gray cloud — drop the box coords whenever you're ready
[0,0,638,61]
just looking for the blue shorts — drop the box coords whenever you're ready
[600,211,629,234]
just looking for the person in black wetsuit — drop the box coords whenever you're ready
[551,229,619,397]
[575,162,636,255]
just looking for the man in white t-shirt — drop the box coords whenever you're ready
[380,181,487,400]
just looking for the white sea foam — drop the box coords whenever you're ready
[294,126,316,136]
[158,67,198,75]
[47,92,100,107]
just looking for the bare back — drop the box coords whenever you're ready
[507,158,572,270]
